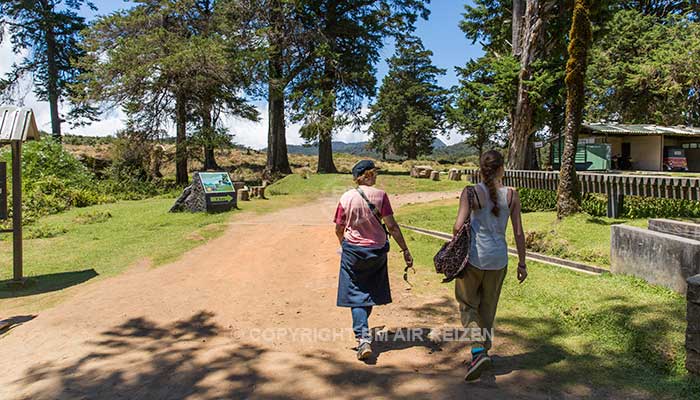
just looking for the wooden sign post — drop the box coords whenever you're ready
[1,106,40,285]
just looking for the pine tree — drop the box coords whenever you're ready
[367,36,446,160]
[0,0,96,140]
[290,0,429,172]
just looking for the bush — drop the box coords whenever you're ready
[516,187,700,219]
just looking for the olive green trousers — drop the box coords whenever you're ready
[454,264,508,350]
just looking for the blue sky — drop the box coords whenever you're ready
[1,0,484,148]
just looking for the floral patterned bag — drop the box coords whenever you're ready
[433,186,475,283]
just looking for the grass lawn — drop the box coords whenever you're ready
[396,198,648,267]
[386,230,700,398]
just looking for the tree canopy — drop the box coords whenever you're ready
[0,0,97,139]
[367,36,447,160]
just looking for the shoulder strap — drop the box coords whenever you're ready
[471,185,482,209]
[508,188,514,209]
[355,187,383,225]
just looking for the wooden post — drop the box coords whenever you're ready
[11,141,23,283]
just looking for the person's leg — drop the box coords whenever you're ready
[454,265,485,346]
[477,267,508,351]
[351,306,373,360]
[351,307,371,342]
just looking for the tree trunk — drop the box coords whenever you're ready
[44,26,62,140]
[557,0,592,218]
[266,80,292,175]
[202,100,219,171]
[265,4,291,177]
[317,58,337,173]
[175,91,189,185]
[508,0,545,169]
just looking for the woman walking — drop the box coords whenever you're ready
[453,150,528,381]
[334,160,414,360]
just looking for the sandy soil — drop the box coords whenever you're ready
[0,191,620,399]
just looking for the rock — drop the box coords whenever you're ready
[170,173,207,213]
[448,168,462,181]
[430,171,440,181]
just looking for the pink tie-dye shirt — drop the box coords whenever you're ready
[333,185,394,248]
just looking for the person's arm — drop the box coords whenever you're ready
[510,189,528,283]
[453,186,473,236]
[335,224,345,246]
[384,215,413,268]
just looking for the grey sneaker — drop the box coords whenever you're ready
[464,352,492,381]
[357,342,372,360]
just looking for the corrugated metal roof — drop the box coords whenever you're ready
[583,123,700,137]
[0,106,40,142]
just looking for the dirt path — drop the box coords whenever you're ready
[0,191,574,399]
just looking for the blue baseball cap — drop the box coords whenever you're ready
[352,160,380,179]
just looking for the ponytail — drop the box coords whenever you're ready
[480,150,505,217]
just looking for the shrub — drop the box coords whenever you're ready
[516,187,700,219]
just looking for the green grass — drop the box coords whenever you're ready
[396,198,648,267]
[386,231,700,398]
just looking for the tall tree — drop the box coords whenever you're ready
[290,0,429,173]
[75,0,256,184]
[367,36,446,160]
[557,0,592,218]
[226,0,317,177]
[0,0,96,140]
[447,54,515,156]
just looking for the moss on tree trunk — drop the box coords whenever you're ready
[557,0,592,218]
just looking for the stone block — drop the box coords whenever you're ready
[412,165,433,179]
[649,219,700,241]
[430,171,440,181]
[448,168,462,181]
[687,349,700,376]
[239,188,250,201]
[688,331,700,354]
[611,225,700,294]
[689,275,700,305]
[689,302,700,332]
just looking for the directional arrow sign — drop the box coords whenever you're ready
[210,194,234,203]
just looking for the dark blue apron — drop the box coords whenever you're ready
[337,241,392,307]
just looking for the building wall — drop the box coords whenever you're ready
[628,135,663,171]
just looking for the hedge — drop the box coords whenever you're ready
[517,187,700,219]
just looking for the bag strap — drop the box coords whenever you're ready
[508,187,514,210]
[355,187,384,225]
[471,185,481,209]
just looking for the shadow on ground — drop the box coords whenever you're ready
[0,315,36,334]
[8,296,700,399]
[0,269,98,299]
